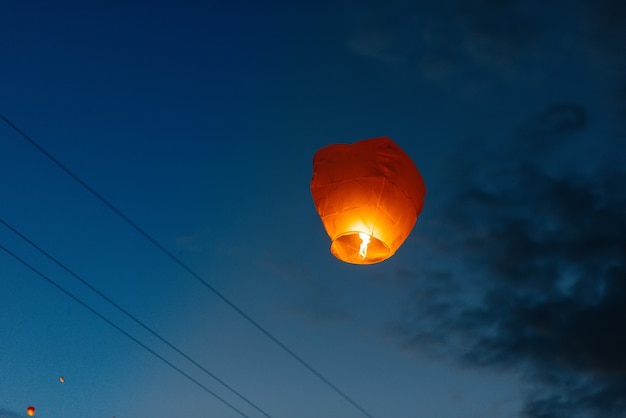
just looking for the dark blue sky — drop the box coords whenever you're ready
[1,1,625,417]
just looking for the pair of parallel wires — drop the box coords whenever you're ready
[0,114,375,418]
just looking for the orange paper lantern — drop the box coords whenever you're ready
[26,406,35,416]
[311,137,426,264]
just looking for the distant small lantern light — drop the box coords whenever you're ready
[310,137,426,264]
[59,376,65,383]
[26,406,35,416]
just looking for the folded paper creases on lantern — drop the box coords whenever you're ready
[311,136,426,264]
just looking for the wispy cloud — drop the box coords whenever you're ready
[345,0,548,91]
[388,103,626,417]
[345,0,626,104]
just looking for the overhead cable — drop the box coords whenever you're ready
[0,217,272,418]
[0,242,249,418]
[0,113,374,418]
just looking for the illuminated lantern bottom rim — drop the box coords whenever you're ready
[330,231,391,265]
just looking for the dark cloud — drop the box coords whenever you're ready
[455,0,543,67]
[344,0,421,64]
[586,0,626,53]
[390,103,626,417]
[582,0,626,126]
[535,105,587,137]
[345,0,626,109]
[345,0,549,92]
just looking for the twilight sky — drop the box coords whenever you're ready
[1,1,625,417]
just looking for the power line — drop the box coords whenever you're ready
[0,217,272,418]
[0,242,249,418]
[0,113,375,418]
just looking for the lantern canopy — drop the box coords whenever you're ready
[310,137,426,264]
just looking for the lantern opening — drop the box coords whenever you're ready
[331,231,390,264]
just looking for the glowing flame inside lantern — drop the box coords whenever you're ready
[358,232,371,259]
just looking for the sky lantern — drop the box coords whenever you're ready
[26,406,35,416]
[310,136,426,264]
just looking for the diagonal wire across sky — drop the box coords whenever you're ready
[0,242,251,417]
[0,217,272,418]
[0,113,375,418]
